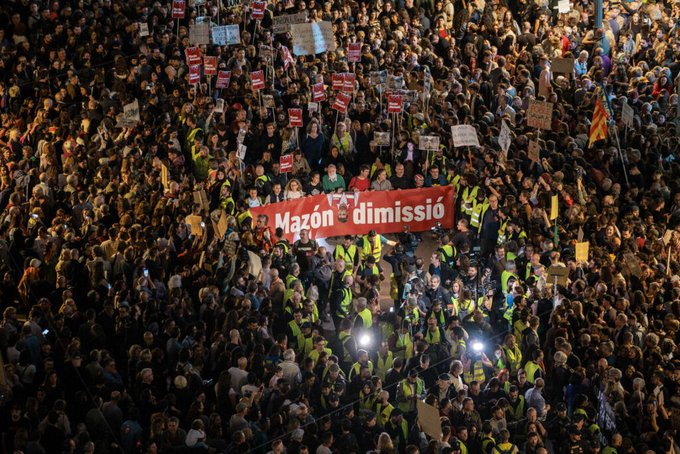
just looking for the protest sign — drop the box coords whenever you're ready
[215,70,231,88]
[551,195,559,220]
[161,164,170,191]
[528,140,540,162]
[551,58,574,74]
[527,100,553,130]
[622,102,634,128]
[237,144,247,160]
[307,102,318,113]
[575,242,589,264]
[387,94,402,113]
[288,108,303,127]
[332,73,344,91]
[558,0,571,13]
[203,56,217,75]
[188,64,201,84]
[185,215,205,237]
[139,23,150,37]
[312,82,325,101]
[290,21,336,55]
[499,120,511,157]
[272,12,307,34]
[123,100,141,124]
[185,47,202,65]
[212,24,241,45]
[347,42,362,62]
[189,23,210,45]
[417,401,443,440]
[251,70,265,90]
[374,132,390,146]
[342,73,355,92]
[280,154,293,173]
[251,1,266,20]
[214,99,225,113]
[171,0,185,18]
[332,92,351,113]
[451,125,480,148]
[419,135,440,151]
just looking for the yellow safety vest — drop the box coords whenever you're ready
[349,360,374,380]
[236,210,252,229]
[497,219,509,245]
[308,347,333,364]
[375,351,394,380]
[301,335,314,357]
[376,402,395,426]
[395,332,413,360]
[502,344,522,375]
[424,327,442,345]
[220,195,235,216]
[339,331,354,363]
[501,271,518,295]
[334,244,358,269]
[470,199,489,231]
[461,186,479,216]
[398,378,424,412]
[448,174,461,194]
[357,308,373,329]
[440,244,456,266]
[336,288,353,318]
[288,320,304,351]
[360,235,382,262]
[359,390,376,410]
[450,339,466,359]
[525,361,542,384]
[463,360,486,385]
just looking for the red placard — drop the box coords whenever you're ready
[288,108,303,127]
[347,42,361,63]
[185,47,201,65]
[251,1,266,20]
[312,82,325,102]
[172,0,185,18]
[331,73,344,91]
[216,70,231,88]
[189,64,201,85]
[251,70,265,90]
[203,56,217,76]
[250,186,455,242]
[388,94,403,113]
[342,73,355,92]
[282,46,295,70]
[280,154,293,173]
[333,92,351,113]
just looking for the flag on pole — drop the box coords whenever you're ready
[588,95,609,147]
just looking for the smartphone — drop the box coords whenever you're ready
[42,329,49,336]
[200,222,206,228]
[143,268,149,277]
[31,213,39,219]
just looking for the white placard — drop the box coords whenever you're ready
[189,23,210,45]
[419,135,440,151]
[374,132,390,146]
[215,98,225,113]
[123,100,141,123]
[272,12,308,34]
[622,102,634,128]
[237,143,247,160]
[307,102,318,113]
[290,21,336,56]
[527,100,553,130]
[139,23,150,37]
[212,24,240,45]
[451,125,480,148]
[499,120,511,157]
[558,0,570,13]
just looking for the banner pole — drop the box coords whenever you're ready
[612,125,629,187]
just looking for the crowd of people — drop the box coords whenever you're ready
[1,0,680,452]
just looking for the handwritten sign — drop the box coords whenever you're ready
[558,0,571,13]
[203,56,217,75]
[575,241,589,264]
[288,108,303,127]
[451,125,480,148]
[528,140,540,163]
[280,154,293,173]
[290,21,336,55]
[419,135,440,151]
[347,42,362,62]
[216,70,231,88]
[123,100,141,124]
[387,94,402,113]
[551,58,574,75]
[212,24,241,45]
[139,23,150,37]
[622,102,634,127]
[417,401,442,440]
[499,120,511,157]
[374,132,390,146]
[527,100,553,130]
[272,12,307,34]
[189,23,210,45]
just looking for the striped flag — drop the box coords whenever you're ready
[589,94,609,147]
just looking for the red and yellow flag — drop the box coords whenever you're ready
[588,96,609,147]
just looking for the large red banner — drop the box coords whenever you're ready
[250,186,454,242]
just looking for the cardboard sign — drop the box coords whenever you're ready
[261,94,275,109]
[499,120,511,157]
[188,64,201,85]
[161,164,170,191]
[312,82,325,101]
[215,98,225,113]
[551,58,574,75]
[417,401,442,440]
[419,135,440,151]
[194,190,210,213]
[224,240,238,256]
[527,100,553,130]
[290,21,336,55]
[451,125,480,148]
[123,100,141,124]
[185,47,201,65]
[528,140,540,163]
[251,1,266,20]
[622,102,634,128]
[548,265,569,286]
[374,132,390,146]
[216,70,232,89]
[332,73,344,91]
[342,73,355,92]
[347,42,362,62]
[280,154,293,173]
[288,108,303,127]
[172,0,185,18]
[272,11,308,34]
[203,56,217,75]
[251,70,265,90]
[185,214,205,237]
[332,92,351,113]
[189,23,210,45]
[577,226,584,242]
[307,102,318,113]
[212,24,241,45]
[575,241,589,264]
[387,94,403,113]
[139,23,150,37]
[550,195,559,220]
[558,0,571,13]
[247,250,263,279]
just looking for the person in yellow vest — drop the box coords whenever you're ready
[308,336,333,365]
[500,334,523,376]
[459,174,480,222]
[493,429,519,454]
[337,319,357,371]
[425,299,448,329]
[235,202,253,230]
[334,235,359,271]
[385,408,409,451]
[356,255,383,291]
[331,275,354,330]
[299,322,314,358]
[506,385,526,422]
[283,291,304,321]
[374,341,394,381]
[449,327,467,361]
[423,315,447,349]
[358,380,377,410]
[470,189,490,233]
[481,421,496,454]
[391,321,414,361]
[374,390,395,426]
[353,297,373,333]
[358,229,395,263]
[348,349,374,381]
[602,433,622,454]
[396,369,425,415]
[462,347,492,386]
[500,261,519,296]
[285,266,302,289]
[287,309,306,353]
[438,235,457,268]
[524,349,545,384]
[446,162,461,194]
